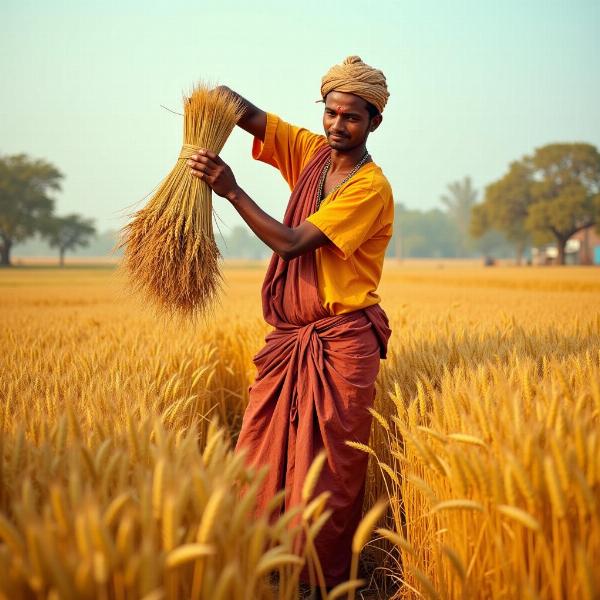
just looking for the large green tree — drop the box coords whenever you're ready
[0,154,63,266]
[470,161,533,264]
[440,176,478,257]
[472,143,600,265]
[43,214,96,267]
[525,143,600,264]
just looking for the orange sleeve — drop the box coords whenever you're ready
[306,180,385,260]
[252,113,327,190]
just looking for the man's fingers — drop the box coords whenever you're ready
[188,159,213,173]
[199,148,221,163]
[187,150,227,189]
[188,162,214,180]
[188,154,219,170]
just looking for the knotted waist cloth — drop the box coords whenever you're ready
[234,145,391,586]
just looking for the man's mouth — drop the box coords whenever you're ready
[329,132,347,139]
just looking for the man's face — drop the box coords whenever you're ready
[322,91,379,152]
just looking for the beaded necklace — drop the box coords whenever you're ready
[315,150,371,211]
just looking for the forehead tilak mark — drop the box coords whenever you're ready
[328,106,347,116]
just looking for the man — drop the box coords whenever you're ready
[188,56,393,592]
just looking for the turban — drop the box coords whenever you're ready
[320,55,389,114]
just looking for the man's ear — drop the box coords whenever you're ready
[370,114,383,132]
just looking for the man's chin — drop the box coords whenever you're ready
[327,139,350,151]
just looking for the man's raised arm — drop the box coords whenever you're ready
[216,85,267,141]
[187,149,331,261]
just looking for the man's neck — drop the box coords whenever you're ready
[330,145,368,173]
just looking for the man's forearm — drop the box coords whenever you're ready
[226,187,299,260]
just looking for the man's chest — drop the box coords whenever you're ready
[322,171,349,198]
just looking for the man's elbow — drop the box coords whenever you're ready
[277,239,302,262]
[276,228,311,261]
[277,247,298,262]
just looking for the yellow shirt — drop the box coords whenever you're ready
[252,113,394,315]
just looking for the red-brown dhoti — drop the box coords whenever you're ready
[235,145,391,586]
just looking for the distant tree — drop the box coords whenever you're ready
[472,227,516,261]
[389,201,515,261]
[217,225,270,259]
[470,161,533,264]
[473,144,600,265]
[0,154,62,266]
[43,214,96,267]
[440,176,478,256]
[389,204,461,258]
[525,144,600,264]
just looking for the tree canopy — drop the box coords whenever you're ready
[44,214,96,266]
[0,154,63,265]
[525,143,600,262]
[470,143,600,264]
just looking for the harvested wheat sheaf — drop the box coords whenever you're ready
[121,84,243,317]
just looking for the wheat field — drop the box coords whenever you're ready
[1,262,599,599]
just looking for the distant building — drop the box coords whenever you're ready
[571,226,600,265]
[532,225,600,265]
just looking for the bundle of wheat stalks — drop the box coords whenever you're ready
[122,84,243,316]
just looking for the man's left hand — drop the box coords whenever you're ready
[188,150,239,200]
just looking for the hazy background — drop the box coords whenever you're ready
[2,0,599,246]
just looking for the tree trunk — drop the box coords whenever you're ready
[556,238,567,265]
[59,248,65,268]
[0,238,12,266]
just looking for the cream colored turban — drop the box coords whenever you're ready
[320,55,389,114]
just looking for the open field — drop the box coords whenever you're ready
[1,263,599,599]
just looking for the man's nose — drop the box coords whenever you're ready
[331,115,345,131]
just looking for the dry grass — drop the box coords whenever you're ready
[1,263,599,599]
[121,85,243,317]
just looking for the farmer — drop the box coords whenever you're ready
[187,56,393,592]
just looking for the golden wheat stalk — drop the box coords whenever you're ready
[121,84,243,317]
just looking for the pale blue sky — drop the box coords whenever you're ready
[2,0,599,234]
